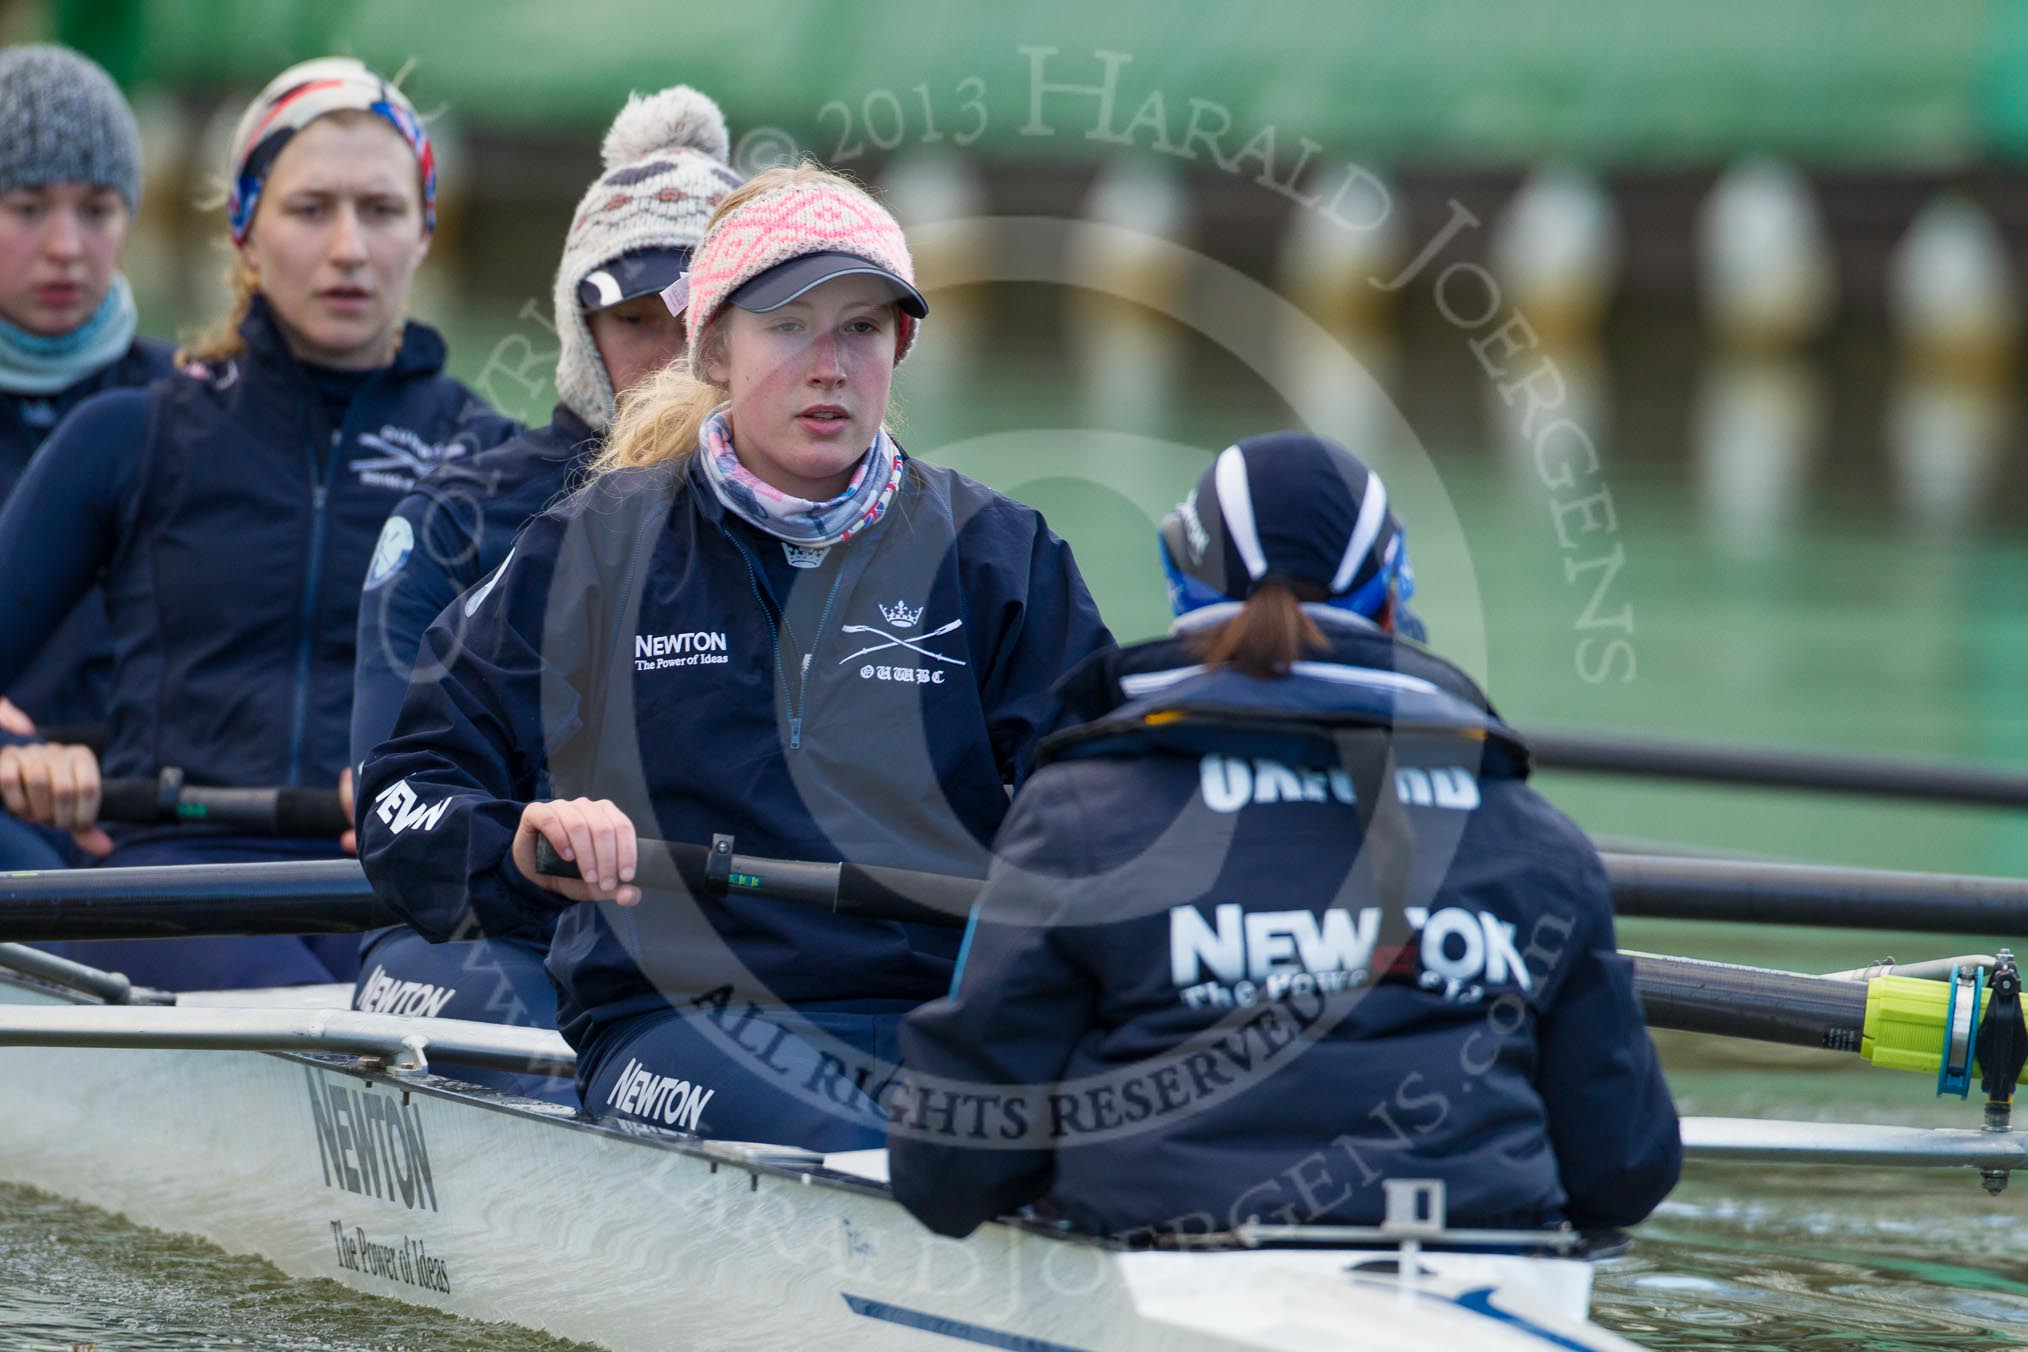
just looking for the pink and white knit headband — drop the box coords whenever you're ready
[664,176,920,367]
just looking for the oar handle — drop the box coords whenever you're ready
[33,723,108,754]
[532,833,977,927]
[98,770,349,836]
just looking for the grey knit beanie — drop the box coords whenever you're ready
[0,44,142,210]
[552,86,740,430]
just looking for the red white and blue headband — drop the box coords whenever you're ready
[224,57,435,245]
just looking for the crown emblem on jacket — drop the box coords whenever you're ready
[878,598,923,628]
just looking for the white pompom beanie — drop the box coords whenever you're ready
[552,86,740,429]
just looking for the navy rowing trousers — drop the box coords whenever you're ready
[352,928,574,1104]
[578,998,910,1152]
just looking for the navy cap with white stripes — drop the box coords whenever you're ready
[577,245,694,312]
[1158,431,1413,624]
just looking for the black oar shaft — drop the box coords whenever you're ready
[1527,727,2028,808]
[540,839,2028,937]
[1631,953,1871,1049]
[0,863,1910,1058]
[1604,852,2028,935]
[0,860,392,940]
[5,844,2028,944]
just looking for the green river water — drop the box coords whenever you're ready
[5,287,2028,1348]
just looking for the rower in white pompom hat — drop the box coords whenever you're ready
[346,85,741,1101]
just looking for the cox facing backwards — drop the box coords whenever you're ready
[359,164,1113,1147]
[888,432,1681,1239]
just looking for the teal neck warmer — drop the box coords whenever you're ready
[0,273,140,395]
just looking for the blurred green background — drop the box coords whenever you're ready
[2,0,2024,892]
[6,6,2028,1346]
[25,0,2021,163]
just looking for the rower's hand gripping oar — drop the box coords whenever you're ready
[533,724,1424,938]
[534,832,979,926]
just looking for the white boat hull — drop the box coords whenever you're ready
[0,978,1639,1351]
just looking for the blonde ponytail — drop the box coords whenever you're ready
[175,251,260,367]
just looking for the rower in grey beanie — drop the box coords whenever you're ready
[0,44,143,212]
[551,85,741,429]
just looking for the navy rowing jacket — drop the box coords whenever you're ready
[0,297,517,797]
[349,405,594,963]
[0,336,174,731]
[352,403,598,768]
[889,624,1680,1238]
[357,451,1114,1048]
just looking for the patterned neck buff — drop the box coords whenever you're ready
[696,405,902,547]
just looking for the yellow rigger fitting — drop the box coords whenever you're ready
[1862,973,2028,1080]
[1861,975,1953,1074]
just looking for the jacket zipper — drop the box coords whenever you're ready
[285,382,377,787]
[795,574,849,748]
[728,535,846,752]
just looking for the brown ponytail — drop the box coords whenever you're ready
[1195,584,1327,678]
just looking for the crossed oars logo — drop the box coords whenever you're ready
[838,616,969,666]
